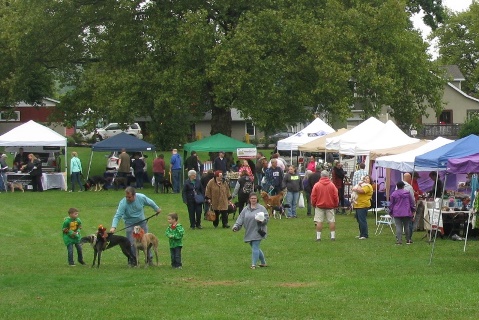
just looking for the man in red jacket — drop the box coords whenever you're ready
[311,170,339,241]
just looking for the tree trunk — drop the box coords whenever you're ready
[210,106,232,136]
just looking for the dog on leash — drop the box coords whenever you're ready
[271,203,291,219]
[260,191,285,218]
[7,181,24,192]
[84,176,107,191]
[80,225,133,268]
[132,226,159,267]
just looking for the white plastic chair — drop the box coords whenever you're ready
[375,201,394,235]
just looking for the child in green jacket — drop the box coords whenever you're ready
[62,208,85,266]
[165,213,185,269]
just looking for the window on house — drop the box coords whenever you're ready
[0,111,20,121]
[438,110,452,124]
[245,122,255,136]
[467,110,479,120]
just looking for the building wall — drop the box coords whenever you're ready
[422,84,479,124]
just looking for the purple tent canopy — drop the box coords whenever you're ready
[448,153,479,174]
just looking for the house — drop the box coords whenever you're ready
[346,65,479,139]
[0,98,67,136]
[417,65,479,139]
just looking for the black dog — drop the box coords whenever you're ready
[80,225,133,268]
[113,177,128,190]
[163,179,173,193]
[85,175,107,191]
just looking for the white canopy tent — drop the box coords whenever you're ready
[325,117,385,152]
[347,120,420,156]
[277,118,335,151]
[0,120,67,173]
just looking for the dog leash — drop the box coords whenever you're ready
[114,212,160,233]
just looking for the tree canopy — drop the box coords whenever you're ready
[0,0,447,149]
[434,2,479,98]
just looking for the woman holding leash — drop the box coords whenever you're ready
[205,170,233,229]
[182,170,204,230]
[70,151,84,192]
[232,192,269,269]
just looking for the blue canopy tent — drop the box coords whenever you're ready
[413,134,479,262]
[87,132,156,178]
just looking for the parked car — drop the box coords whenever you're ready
[94,123,143,141]
[268,132,294,142]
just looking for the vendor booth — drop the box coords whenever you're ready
[413,134,479,262]
[87,132,156,178]
[277,118,335,154]
[0,120,67,191]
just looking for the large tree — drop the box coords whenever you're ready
[434,2,479,98]
[1,0,446,148]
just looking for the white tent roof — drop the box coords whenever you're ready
[298,128,349,152]
[326,117,385,153]
[276,118,334,151]
[350,120,419,155]
[375,137,453,172]
[0,120,66,146]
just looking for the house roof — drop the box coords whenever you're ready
[442,65,465,82]
[447,82,479,103]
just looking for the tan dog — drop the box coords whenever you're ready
[132,226,159,267]
[7,181,24,192]
[261,191,285,217]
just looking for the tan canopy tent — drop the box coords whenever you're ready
[298,128,348,152]
[369,139,430,160]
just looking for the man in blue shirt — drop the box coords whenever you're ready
[110,186,161,266]
[170,148,182,193]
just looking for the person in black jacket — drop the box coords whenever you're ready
[182,170,204,229]
[23,153,43,192]
[231,171,255,214]
[213,151,227,174]
[185,151,199,173]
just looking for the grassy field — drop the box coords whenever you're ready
[0,148,478,319]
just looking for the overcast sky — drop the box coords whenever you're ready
[413,0,474,58]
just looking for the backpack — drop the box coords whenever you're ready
[242,180,254,194]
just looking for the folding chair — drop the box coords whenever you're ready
[375,201,394,235]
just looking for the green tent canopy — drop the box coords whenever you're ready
[183,133,255,154]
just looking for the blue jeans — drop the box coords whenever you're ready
[0,172,6,191]
[126,220,151,262]
[66,243,84,265]
[70,172,83,191]
[249,240,266,266]
[172,169,181,193]
[170,246,182,268]
[355,208,369,238]
[286,191,299,217]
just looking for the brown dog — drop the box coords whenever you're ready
[132,226,159,267]
[261,191,285,217]
[7,181,24,192]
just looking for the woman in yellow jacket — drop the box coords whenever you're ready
[352,175,373,239]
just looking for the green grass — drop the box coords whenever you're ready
[0,147,478,319]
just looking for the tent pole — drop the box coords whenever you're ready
[87,150,94,180]
[429,171,447,265]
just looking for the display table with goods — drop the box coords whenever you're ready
[6,172,67,191]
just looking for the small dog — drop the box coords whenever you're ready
[7,181,24,192]
[132,226,159,267]
[162,179,173,193]
[228,202,239,219]
[80,225,133,268]
[261,191,285,217]
[85,176,107,191]
[271,203,290,219]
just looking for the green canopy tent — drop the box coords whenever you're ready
[183,133,256,178]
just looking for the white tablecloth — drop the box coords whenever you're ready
[6,172,67,191]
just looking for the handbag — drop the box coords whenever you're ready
[194,193,205,204]
[205,208,216,221]
[298,192,305,208]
